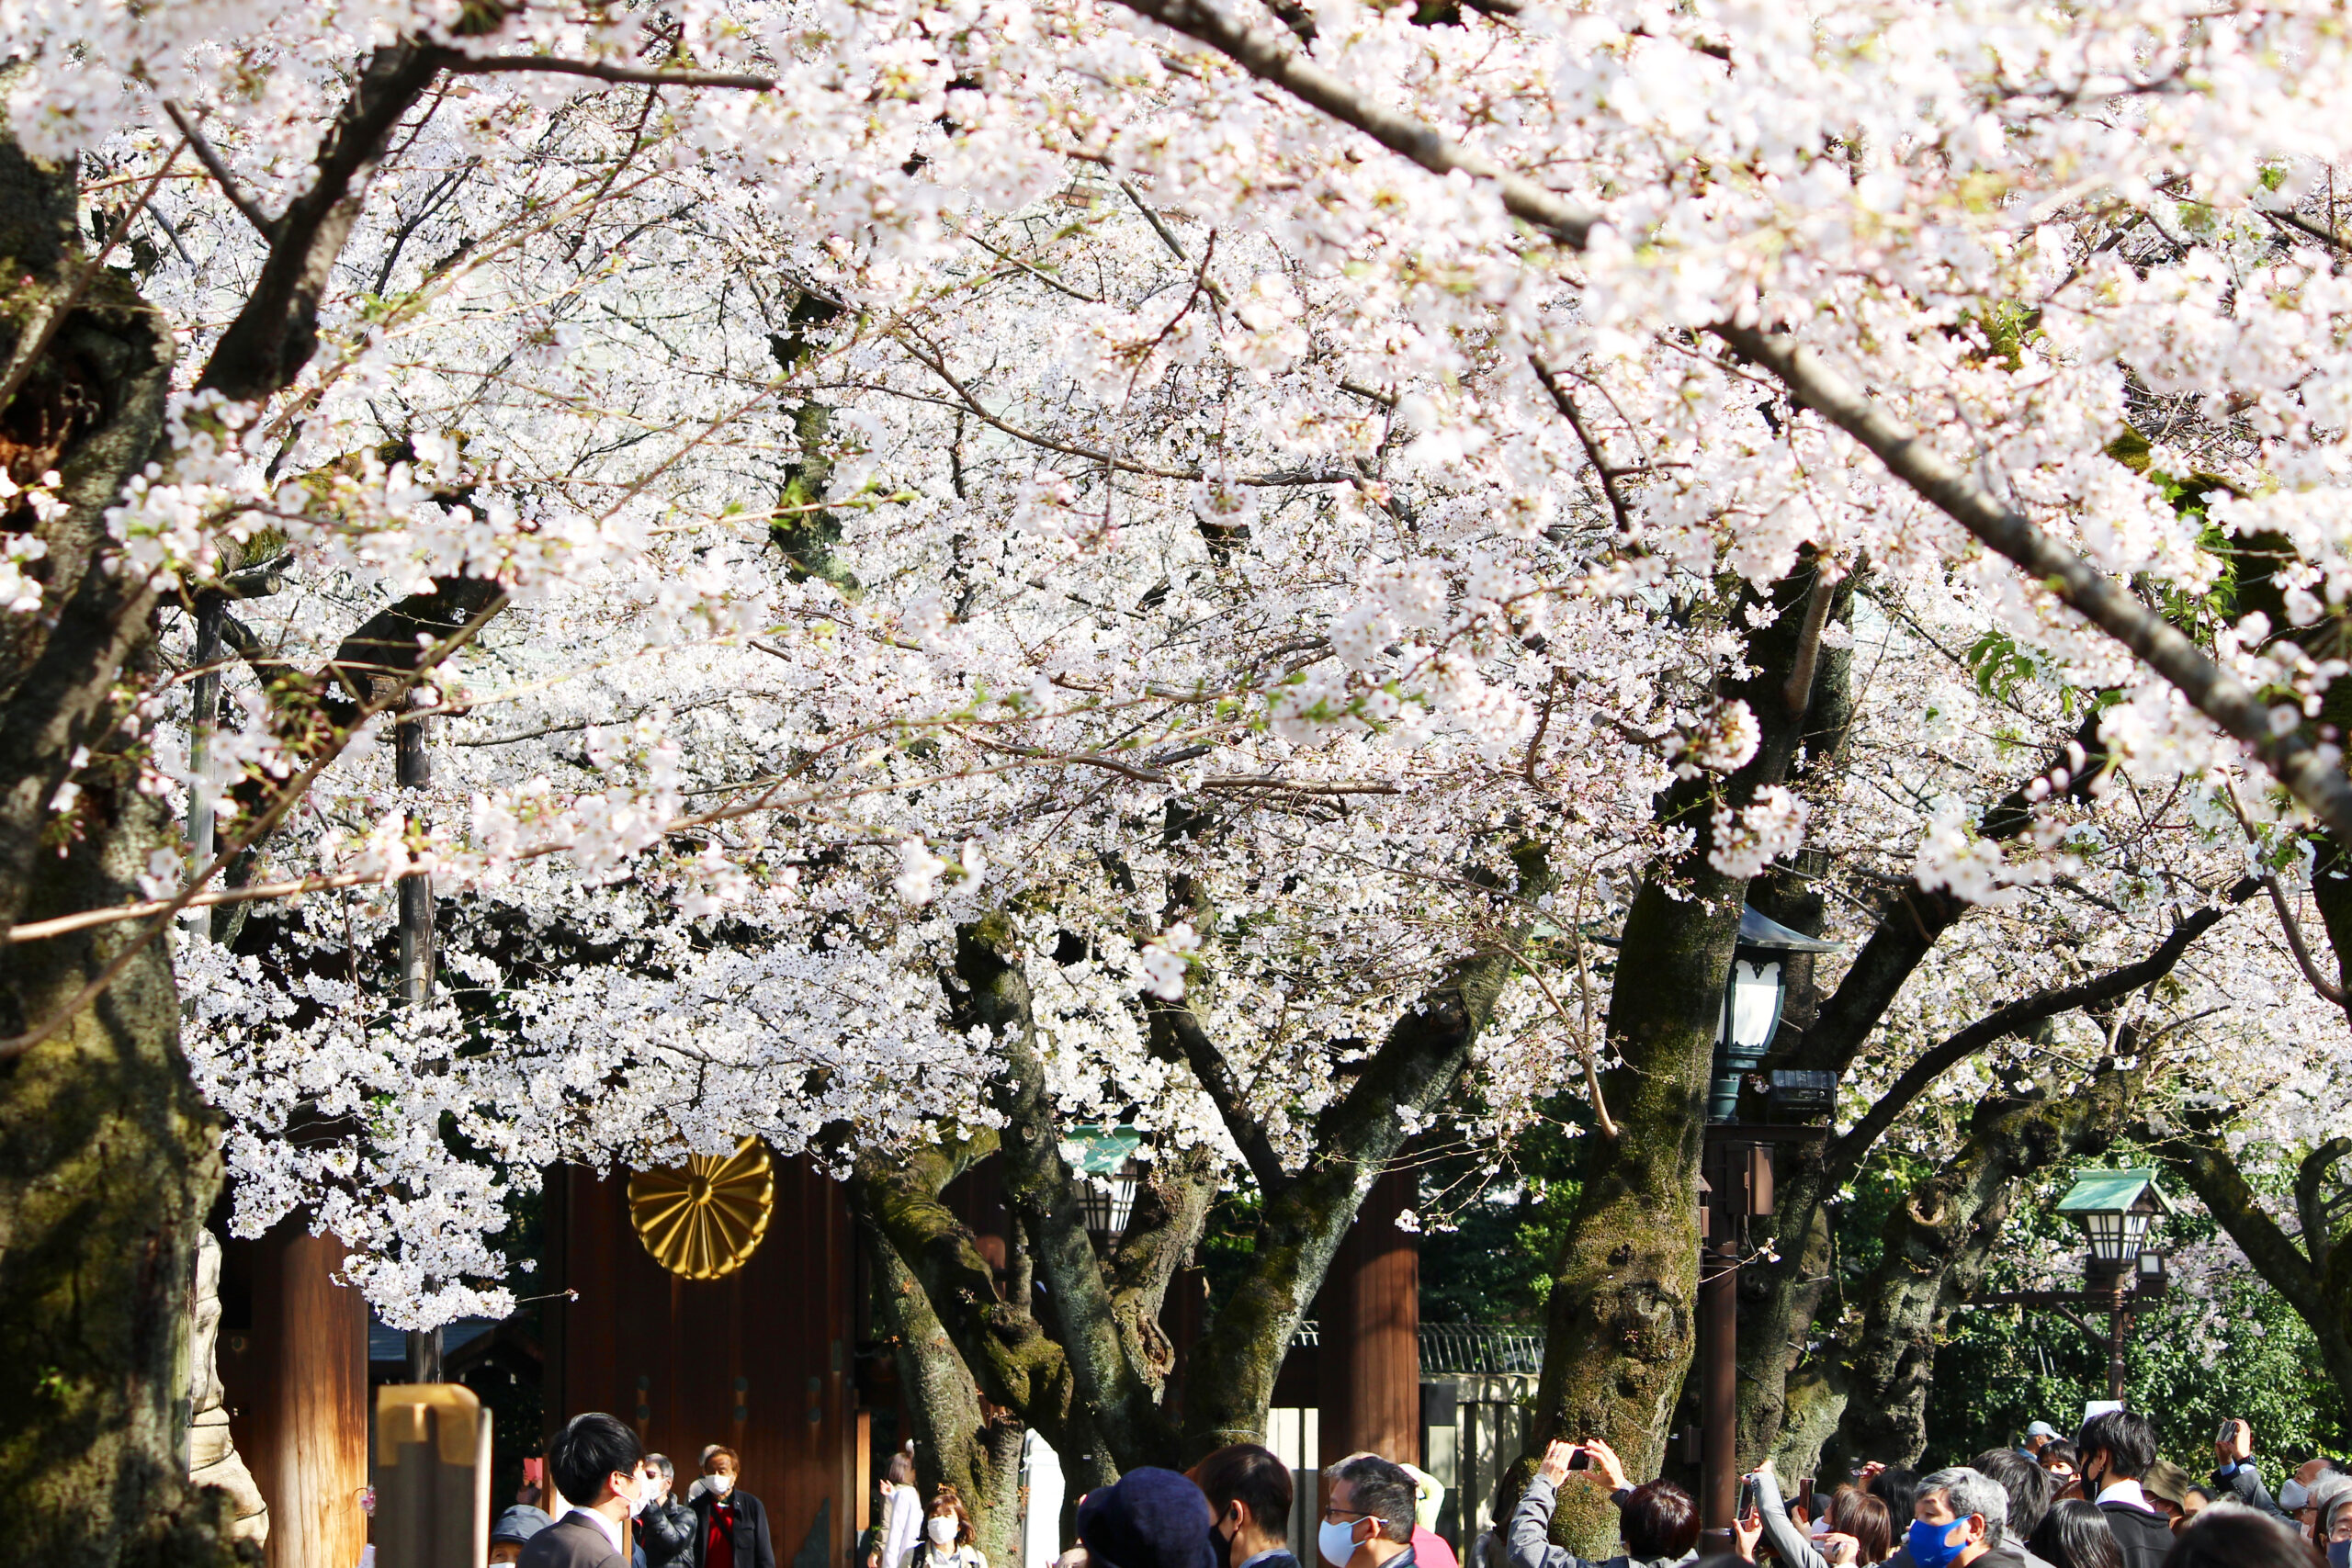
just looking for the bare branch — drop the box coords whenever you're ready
[1715,324,2352,847]
[159,99,276,238]
[1530,355,1636,533]
[2221,779,2346,1008]
[1112,0,1594,248]
[442,53,779,92]
[1820,883,2255,1194]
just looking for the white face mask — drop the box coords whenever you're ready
[929,1517,959,1546]
[626,1475,650,1517]
[1318,1519,1363,1566]
[707,1472,736,1497]
[2283,1480,2312,1512]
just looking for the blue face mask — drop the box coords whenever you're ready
[1905,1517,1970,1568]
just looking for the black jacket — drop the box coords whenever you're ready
[691,1489,778,1568]
[643,1499,698,1568]
[2096,1500,2172,1568]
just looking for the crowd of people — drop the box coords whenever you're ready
[1499,1410,2349,1568]
[475,1406,2348,1568]
[485,1418,776,1568]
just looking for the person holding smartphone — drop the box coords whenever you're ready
[1747,1461,1891,1567]
[1507,1436,1738,1568]
[2210,1419,2291,1521]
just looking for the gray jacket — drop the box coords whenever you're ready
[1751,1468,1836,1568]
[1507,1474,1696,1568]
[2211,1462,2290,1521]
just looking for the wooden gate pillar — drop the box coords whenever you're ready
[266,1230,368,1568]
[1318,1168,1420,1470]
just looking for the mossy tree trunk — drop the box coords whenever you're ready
[1524,558,1850,1556]
[857,824,1556,1548]
[0,45,447,1566]
[1823,1063,2143,1467]
[1730,706,2111,1470]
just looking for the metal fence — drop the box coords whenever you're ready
[1286,1320,1546,1376]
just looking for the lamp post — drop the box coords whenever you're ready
[1963,1168,2176,1404]
[1696,907,1843,1551]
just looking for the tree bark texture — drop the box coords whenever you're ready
[0,87,251,1568]
[1733,707,2111,1467]
[0,47,446,1564]
[1826,1069,2138,1468]
[1525,560,1843,1556]
[1177,840,1555,1459]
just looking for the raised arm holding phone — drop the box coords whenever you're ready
[1506,1438,1709,1568]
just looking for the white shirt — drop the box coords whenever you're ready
[567,1506,628,1561]
[2095,1479,2152,1511]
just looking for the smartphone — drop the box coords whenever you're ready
[1566,1445,1592,1472]
[1737,1475,1759,1520]
[2218,1419,2240,1445]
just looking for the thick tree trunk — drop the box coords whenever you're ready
[860,1203,1030,1567]
[1179,840,1555,1460]
[0,92,248,1568]
[1827,1070,2135,1467]
[1525,561,1844,1555]
[1730,705,2111,1469]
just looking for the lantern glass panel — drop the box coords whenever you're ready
[2082,1210,2129,1261]
[1724,959,1785,1053]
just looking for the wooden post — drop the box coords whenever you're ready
[183,592,223,938]
[397,690,433,1009]
[1318,1168,1420,1468]
[269,1231,368,1568]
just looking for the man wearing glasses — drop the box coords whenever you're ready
[1317,1456,1419,1568]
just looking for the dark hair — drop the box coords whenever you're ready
[2032,1499,2122,1568]
[888,1453,917,1487]
[1621,1481,1701,1561]
[2185,1485,2219,1506]
[646,1453,675,1482]
[1973,1448,2054,1539]
[2075,1410,2157,1480]
[2166,1509,2325,1568]
[1193,1444,1294,1531]
[1331,1456,1416,1546]
[1827,1489,1893,1564]
[2041,1442,2079,1471]
[1866,1467,1919,1528]
[548,1413,643,1506]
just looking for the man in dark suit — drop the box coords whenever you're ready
[691,1447,777,1568]
[523,1413,649,1568]
[2076,1410,2175,1568]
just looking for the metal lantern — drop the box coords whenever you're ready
[2053,1168,2176,1281]
[1060,1125,1148,1243]
[1709,907,1843,1122]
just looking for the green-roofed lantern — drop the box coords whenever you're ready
[1060,1125,1148,1243]
[2054,1168,2177,1268]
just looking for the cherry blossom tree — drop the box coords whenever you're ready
[14,0,2352,1562]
